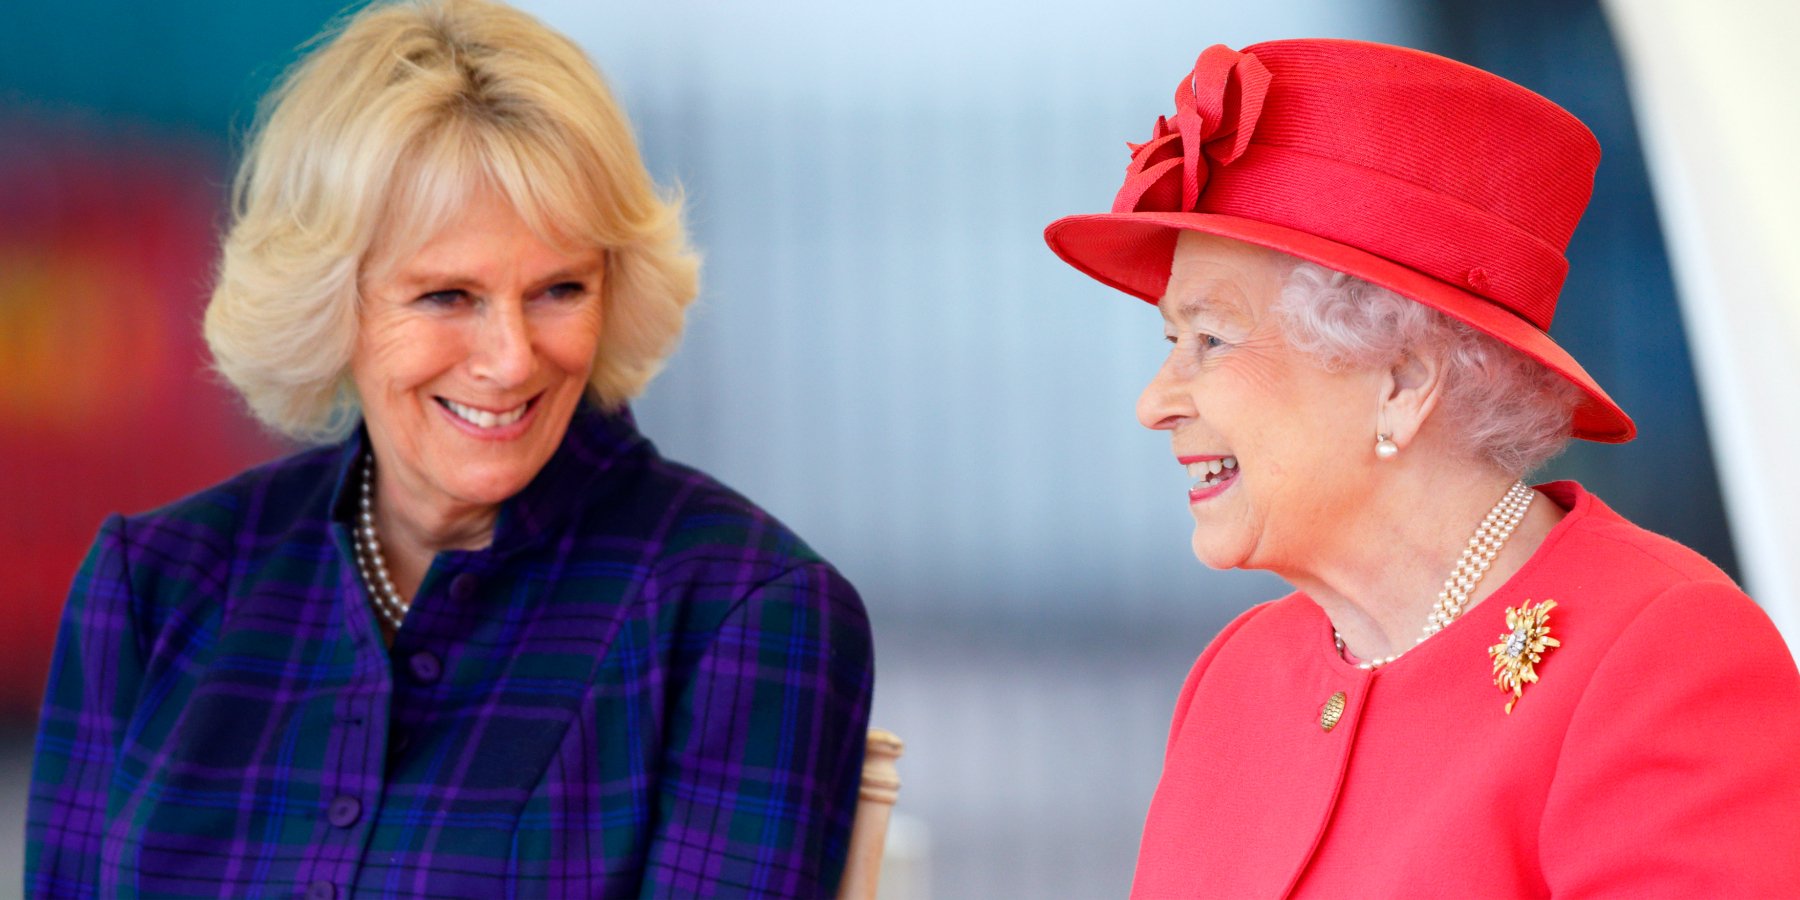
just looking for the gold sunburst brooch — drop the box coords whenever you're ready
[1489,599,1560,714]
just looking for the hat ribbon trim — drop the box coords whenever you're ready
[1113,45,1271,215]
[1202,145,1567,329]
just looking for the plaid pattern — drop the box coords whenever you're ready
[27,406,874,898]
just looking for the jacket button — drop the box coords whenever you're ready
[326,794,361,828]
[1320,691,1347,732]
[305,880,336,900]
[449,572,477,601]
[408,650,442,685]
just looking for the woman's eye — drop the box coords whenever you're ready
[417,289,468,307]
[1161,332,1223,353]
[541,281,588,301]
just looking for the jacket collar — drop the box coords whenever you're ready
[327,400,648,555]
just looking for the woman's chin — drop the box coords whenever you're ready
[417,432,567,510]
[1188,533,1247,571]
[433,465,540,510]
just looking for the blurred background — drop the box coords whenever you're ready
[3,1,1793,897]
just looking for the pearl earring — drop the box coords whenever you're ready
[1375,434,1399,459]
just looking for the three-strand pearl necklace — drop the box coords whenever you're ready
[350,454,410,631]
[1334,480,1535,670]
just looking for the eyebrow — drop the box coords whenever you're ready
[390,259,602,292]
[1162,290,1246,323]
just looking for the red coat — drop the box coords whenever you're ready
[1133,482,1800,898]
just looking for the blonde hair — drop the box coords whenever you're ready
[206,0,699,442]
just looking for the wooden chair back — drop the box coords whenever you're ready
[837,728,905,900]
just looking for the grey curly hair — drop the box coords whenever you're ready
[1276,261,1582,476]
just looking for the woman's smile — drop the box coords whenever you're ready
[1180,454,1239,502]
[435,393,541,439]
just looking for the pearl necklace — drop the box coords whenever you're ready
[1334,480,1534,670]
[350,454,410,630]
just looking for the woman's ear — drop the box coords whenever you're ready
[1377,346,1445,452]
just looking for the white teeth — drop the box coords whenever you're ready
[1184,456,1239,491]
[444,398,528,429]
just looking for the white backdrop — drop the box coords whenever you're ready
[1604,0,1800,661]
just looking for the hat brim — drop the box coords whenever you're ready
[1044,210,1635,443]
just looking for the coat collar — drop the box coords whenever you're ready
[327,400,648,555]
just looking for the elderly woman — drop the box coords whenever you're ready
[1046,40,1800,896]
[26,1,871,896]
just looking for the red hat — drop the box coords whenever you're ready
[1044,39,1634,443]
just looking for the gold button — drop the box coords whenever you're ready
[1320,691,1347,732]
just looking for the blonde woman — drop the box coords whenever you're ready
[26,1,872,896]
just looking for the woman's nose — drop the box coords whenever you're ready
[469,300,535,387]
[1137,357,1193,431]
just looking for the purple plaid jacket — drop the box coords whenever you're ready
[27,405,874,898]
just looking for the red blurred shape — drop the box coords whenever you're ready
[0,120,284,719]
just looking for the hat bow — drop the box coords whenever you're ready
[1112,45,1272,215]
